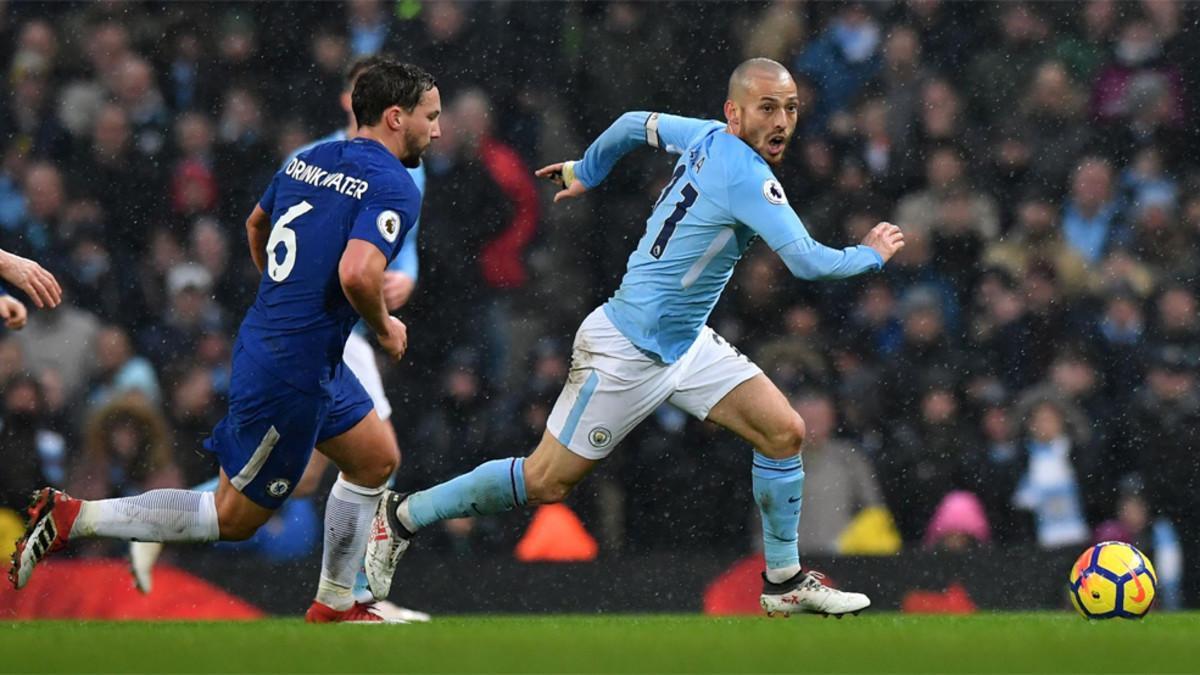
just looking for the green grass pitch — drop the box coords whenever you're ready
[2,613,1197,674]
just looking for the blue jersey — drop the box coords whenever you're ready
[239,137,420,394]
[574,112,883,363]
[286,130,424,281]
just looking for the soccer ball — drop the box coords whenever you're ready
[1068,541,1157,619]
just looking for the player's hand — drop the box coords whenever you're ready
[534,161,588,203]
[0,250,62,308]
[861,222,905,264]
[377,316,408,362]
[383,271,415,311]
[1,295,28,329]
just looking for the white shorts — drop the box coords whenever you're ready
[547,307,762,460]
[343,330,393,421]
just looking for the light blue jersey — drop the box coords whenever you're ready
[573,112,883,363]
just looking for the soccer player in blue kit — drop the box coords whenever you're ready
[366,59,904,617]
[10,62,440,624]
[127,55,430,623]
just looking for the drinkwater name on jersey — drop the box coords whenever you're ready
[283,157,370,199]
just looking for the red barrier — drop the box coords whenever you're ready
[0,559,263,620]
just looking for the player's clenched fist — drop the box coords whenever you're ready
[1,295,27,329]
[861,222,905,264]
[377,315,408,361]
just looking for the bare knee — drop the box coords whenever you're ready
[759,413,806,459]
[344,443,399,488]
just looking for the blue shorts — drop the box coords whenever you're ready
[203,345,374,509]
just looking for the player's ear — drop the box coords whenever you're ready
[387,105,405,131]
[724,100,738,128]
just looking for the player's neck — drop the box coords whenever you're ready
[355,126,403,159]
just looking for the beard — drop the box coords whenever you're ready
[399,129,428,168]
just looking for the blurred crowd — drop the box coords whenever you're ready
[1,0,1198,605]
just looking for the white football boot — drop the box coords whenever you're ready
[760,570,871,618]
[129,541,163,594]
[364,490,413,601]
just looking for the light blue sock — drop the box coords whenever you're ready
[406,458,527,530]
[194,477,220,492]
[752,451,804,573]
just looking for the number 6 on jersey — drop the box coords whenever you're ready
[267,200,313,281]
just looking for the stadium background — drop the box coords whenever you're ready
[1,0,1199,616]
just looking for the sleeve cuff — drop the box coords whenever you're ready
[861,245,884,269]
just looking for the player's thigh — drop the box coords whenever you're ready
[545,308,676,460]
[213,469,276,541]
[316,364,398,488]
[523,429,599,504]
[668,327,801,455]
[204,353,324,512]
[317,410,398,489]
[704,373,804,457]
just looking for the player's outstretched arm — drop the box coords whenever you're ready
[339,239,407,361]
[536,112,721,203]
[0,248,61,309]
[730,169,903,281]
[245,205,272,274]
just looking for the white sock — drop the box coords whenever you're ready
[315,475,386,610]
[71,490,219,542]
[766,564,803,584]
[396,496,418,533]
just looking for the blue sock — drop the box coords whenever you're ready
[752,451,804,573]
[193,477,220,492]
[406,458,527,529]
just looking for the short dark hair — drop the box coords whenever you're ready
[351,61,436,126]
[344,54,394,89]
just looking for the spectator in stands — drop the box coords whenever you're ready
[87,324,160,409]
[69,392,181,500]
[882,372,978,542]
[1062,157,1125,264]
[796,2,882,133]
[1129,345,1200,597]
[1013,396,1092,550]
[923,491,992,552]
[137,262,225,368]
[1092,14,1186,127]
[1055,0,1118,84]
[894,144,999,239]
[13,298,100,404]
[792,389,885,555]
[967,2,1051,124]
[0,373,67,509]
[68,104,159,253]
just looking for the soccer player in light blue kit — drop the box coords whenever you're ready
[12,62,440,624]
[367,59,904,616]
[126,56,430,622]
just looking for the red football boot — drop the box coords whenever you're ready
[8,488,82,589]
[305,601,403,624]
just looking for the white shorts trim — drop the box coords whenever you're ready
[343,331,393,421]
[546,307,762,460]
